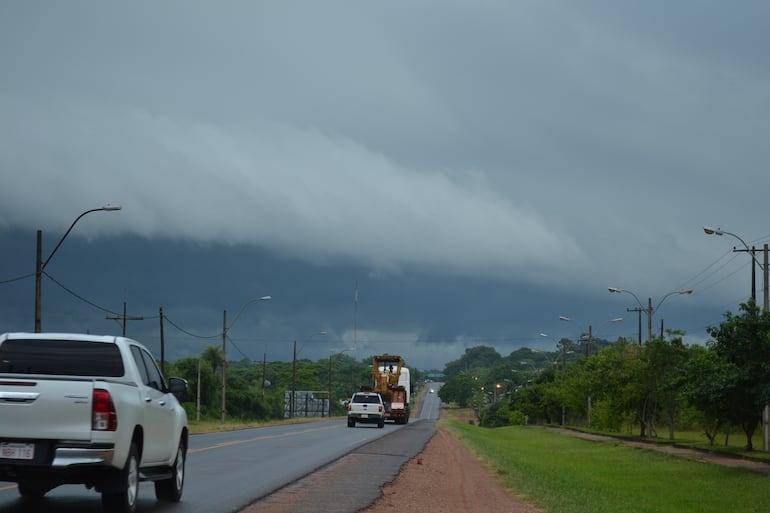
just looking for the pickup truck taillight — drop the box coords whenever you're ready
[92,389,118,431]
[379,405,383,412]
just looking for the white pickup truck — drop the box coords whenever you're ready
[347,391,385,428]
[0,332,189,513]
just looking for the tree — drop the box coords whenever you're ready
[680,345,740,444]
[707,300,770,450]
[587,341,642,432]
[438,373,477,407]
[201,345,222,374]
[639,334,689,439]
[443,346,502,378]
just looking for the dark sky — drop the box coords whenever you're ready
[2,1,769,368]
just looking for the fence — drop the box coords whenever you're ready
[284,390,330,418]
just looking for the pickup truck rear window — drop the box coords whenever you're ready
[352,394,381,404]
[0,339,124,377]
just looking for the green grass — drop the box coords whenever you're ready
[572,427,770,463]
[444,420,770,513]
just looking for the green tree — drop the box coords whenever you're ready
[438,373,478,407]
[443,346,502,378]
[706,300,770,450]
[639,334,689,439]
[201,345,222,374]
[680,345,740,444]
[587,341,642,432]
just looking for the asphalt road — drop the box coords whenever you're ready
[0,384,443,513]
[244,382,444,513]
[0,421,403,513]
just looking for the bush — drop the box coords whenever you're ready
[480,402,515,427]
[508,410,527,425]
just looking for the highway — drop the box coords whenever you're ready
[0,384,442,513]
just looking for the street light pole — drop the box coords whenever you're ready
[221,295,272,424]
[559,316,623,357]
[704,227,770,451]
[703,227,769,310]
[559,316,622,427]
[608,287,691,343]
[540,333,567,424]
[34,205,122,332]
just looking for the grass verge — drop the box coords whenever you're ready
[443,414,769,513]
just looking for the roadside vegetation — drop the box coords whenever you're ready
[165,297,769,460]
[163,349,426,424]
[443,414,769,513]
[438,299,770,456]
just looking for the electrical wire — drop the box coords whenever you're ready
[44,272,125,317]
[162,314,221,339]
[0,272,34,285]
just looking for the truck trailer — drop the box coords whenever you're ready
[369,354,411,424]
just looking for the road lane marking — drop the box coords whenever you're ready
[189,423,342,454]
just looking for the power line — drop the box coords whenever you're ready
[44,272,124,317]
[162,314,221,339]
[0,272,34,285]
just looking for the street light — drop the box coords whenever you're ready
[558,316,623,356]
[704,227,770,452]
[703,226,768,310]
[540,332,573,372]
[34,204,122,332]
[608,287,692,343]
[539,333,568,424]
[221,295,272,424]
[558,316,622,427]
[290,331,327,419]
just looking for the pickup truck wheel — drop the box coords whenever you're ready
[102,442,139,513]
[155,438,186,502]
[17,480,48,499]
[378,418,385,428]
[347,418,355,427]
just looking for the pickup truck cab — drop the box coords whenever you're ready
[0,332,189,513]
[347,391,385,428]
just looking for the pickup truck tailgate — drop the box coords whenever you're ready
[0,378,95,441]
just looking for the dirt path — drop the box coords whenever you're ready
[359,426,541,513]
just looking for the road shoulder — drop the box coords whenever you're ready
[240,420,436,513]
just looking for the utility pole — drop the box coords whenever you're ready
[290,340,297,419]
[587,324,592,426]
[764,244,769,311]
[34,230,42,332]
[159,307,165,375]
[221,310,227,424]
[196,357,201,422]
[734,246,758,301]
[105,302,144,336]
[647,297,653,342]
[262,352,267,400]
[328,355,333,418]
[751,243,770,452]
